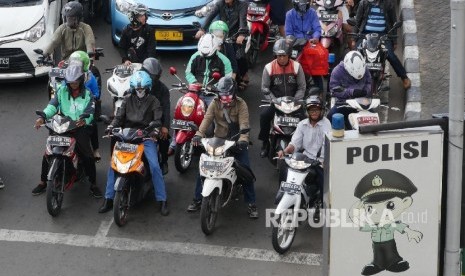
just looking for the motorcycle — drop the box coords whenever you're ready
[199,128,255,235]
[169,67,220,173]
[272,152,321,254]
[105,63,142,116]
[102,120,159,227]
[260,95,304,166]
[348,20,403,97]
[35,110,91,217]
[314,0,345,62]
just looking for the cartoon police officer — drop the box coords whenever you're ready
[349,169,423,276]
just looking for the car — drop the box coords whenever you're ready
[0,0,63,80]
[111,0,217,50]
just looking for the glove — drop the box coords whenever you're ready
[105,125,114,135]
[237,140,249,150]
[192,135,202,146]
[352,89,367,98]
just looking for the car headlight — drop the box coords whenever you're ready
[53,120,70,134]
[181,97,195,117]
[116,0,136,15]
[5,17,46,43]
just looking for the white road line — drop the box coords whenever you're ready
[0,228,322,266]
[95,218,114,238]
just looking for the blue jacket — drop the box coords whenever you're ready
[285,8,321,40]
[86,72,100,99]
[329,61,372,104]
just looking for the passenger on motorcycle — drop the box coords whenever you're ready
[209,20,239,80]
[118,3,156,64]
[141,57,171,176]
[259,39,306,158]
[353,0,411,90]
[32,63,103,198]
[98,71,169,216]
[189,76,259,219]
[277,96,330,199]
[185,33,233,89]
[326,51,372,129]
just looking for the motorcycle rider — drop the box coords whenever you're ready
[189,76,259,219]
[98,71,169,216]
[327,50,372,129]
[141,57,171,175]
[118,3,156,64]
[352,0,411,90]
[209,20,239,80]
[277,96,331,201]
[32,63,102,198]
[259,39,306,158]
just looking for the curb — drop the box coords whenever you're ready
[400,0,422,120]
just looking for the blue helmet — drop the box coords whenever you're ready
[130,70,152,92]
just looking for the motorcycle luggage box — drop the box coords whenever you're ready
[298,42,329,76]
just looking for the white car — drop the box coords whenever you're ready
[0,0,63,80]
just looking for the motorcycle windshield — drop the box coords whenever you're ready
[365,34,380,52]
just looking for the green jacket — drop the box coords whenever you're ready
[43,85,95,125]
[185,51,232,86]
[43,22,95,60]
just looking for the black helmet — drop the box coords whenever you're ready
[142,57,162,78]
[62,1,83,29]
[65,64,84,83]
[273,38,291,56]
[215,76,236,106]
[293,0,310,14]
[128,3,149,28]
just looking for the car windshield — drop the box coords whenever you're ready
[0,0,41,7]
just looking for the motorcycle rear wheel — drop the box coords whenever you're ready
[114,187,130,227]
[46,172,64,217]
[271,208,297,254]
[174,142,192,173]
[200,188,220,235]
[247,33,260,68]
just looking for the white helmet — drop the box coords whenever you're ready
[343,51,366,80]
[198,33,218,58]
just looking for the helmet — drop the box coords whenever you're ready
[142,57,162,77]
[273,38,291,56]
[215,76,236,106]
[198,33,219,58]
[305,96,323,119]
[344,51,366,80]
[62,1,83,28]
[293,0,310,14]
[209,20,229,43]
[128,3,149,28]
[64,64,84,83]
[130,71,152,98]
[69,51,90,72]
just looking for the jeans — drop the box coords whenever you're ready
[193,148,256,204]
[258,105,276,142]
[105,140,167,201]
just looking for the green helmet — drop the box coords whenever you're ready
[69,50,90,72]
[209,20,229,38]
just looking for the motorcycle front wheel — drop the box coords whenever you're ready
[200,188,220,235]
[271,208,297,254]
[174,142,192,173]
[114,184,130,227]
[246,33,260,68]
[46,169,64,217]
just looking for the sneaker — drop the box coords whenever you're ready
[248,204,259,219]
[89,185,103,199]
[32,183,46,195]
[0,177,4,189]
[186,199,202,212]
[160,201,170,216]
[161,163,169,175]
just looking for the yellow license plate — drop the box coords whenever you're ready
[155,30,183,41]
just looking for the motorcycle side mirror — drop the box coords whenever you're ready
[347,17,356,27]
[169,67,177,75]
[332,86,344,93]
[35,110,46,118]
[99,115,111,124]
[212,72,221,81]
[79,113,90,119]
[192,21,201,29]
[33,49,43,55]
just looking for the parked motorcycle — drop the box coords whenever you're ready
[272,152,321,254]
[169,67,220,173]
[314,0,345,62]
[198,128,254,235]
[103,120,159,226]
[105,63,142,116]
[36,111,90,217]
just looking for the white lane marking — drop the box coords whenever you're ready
[95,218,114,238]
[0,228,321,266]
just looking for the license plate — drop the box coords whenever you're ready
[277,116,300,127]
[319,13,339,22]
[0,57,9,69]
[248,6,266,15]
[202,161,224,171]
[114,142,138,153]
[280,182,301,194]
[48,136,71,147]
[155,30,183,41]
[49,68,65,78]
[366,63,382,70]
[171,119,192,130]
[357,116,379,125]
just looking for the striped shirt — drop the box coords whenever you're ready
[365,5,386,33]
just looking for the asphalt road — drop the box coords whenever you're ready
[0,15,405,276]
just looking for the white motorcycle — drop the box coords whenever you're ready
[272,152,321,254]
[106,63,142,116]
[199,128,255,235]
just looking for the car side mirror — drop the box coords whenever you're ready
[33,49,43,55]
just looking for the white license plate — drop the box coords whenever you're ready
[248,6,266,15]
[366,63,382,70]
[202,161,224,171]
[277,116,300,127]
[357,116,379,125]
[48,136,71,147]
[114,142,138,153]
[280,182,301,194]
[319,13,339,22]
[0,57,9,69]
[171,119,192,130]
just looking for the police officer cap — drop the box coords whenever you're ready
[354,169,417,203]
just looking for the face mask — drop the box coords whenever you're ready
[135,88,146,98]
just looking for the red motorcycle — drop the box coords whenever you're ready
[169,67,220,173]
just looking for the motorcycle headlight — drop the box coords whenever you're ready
[366,50,379,63]
[116,0,136,15]
[52,120,70,134]
[275,102,301,113]
[6,17,45,42]
[285,158,311,170]
[181,97,195,117]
